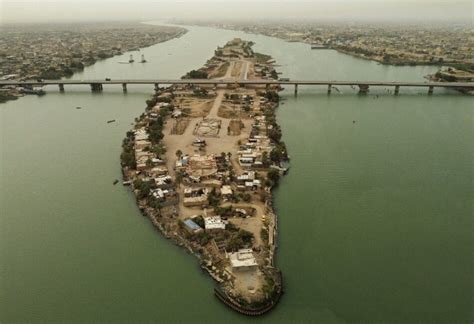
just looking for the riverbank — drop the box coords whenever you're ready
[170,21,473,70]
[121,38,287,314]
[0,23,187,103]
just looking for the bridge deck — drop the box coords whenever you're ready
[1,79,473,88]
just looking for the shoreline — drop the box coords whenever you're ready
[0,25,188,104]
[171,23,471,70]
[121,39,286,315]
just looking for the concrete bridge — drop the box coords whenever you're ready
[1,79,473,95]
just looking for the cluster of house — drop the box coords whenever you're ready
[0,24,185,81]
[237,115,273,170]
[133,125,177,205]
[134,128,153,171]
[254,62,279,80]
[210,22,474,66]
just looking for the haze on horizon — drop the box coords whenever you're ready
[1,0,473,25]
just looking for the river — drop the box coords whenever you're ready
[0,24,472,323]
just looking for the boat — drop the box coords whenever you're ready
[140,54,147,63]
[107,119,116,123]
[76,106,82,109]
[20,88,45,96]
[113,179,119,185]
[311,44,329,49]
[122,180,132,186]
[129,54,134,63]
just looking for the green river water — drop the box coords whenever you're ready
[1,24,472,323]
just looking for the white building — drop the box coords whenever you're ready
[228,249,258,271]
[204,216,226,230]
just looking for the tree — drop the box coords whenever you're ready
[265,90,280,103]
[133,179,151,200]
[120,151,136,168]
[186,70,208,79]
[193,215,205,228]
[176,149,183,159]
[261,151,269,167]
[268,127,282,143]
[153,144,166,156]
[147,118,164,144]
[208,188,220,207]
[267,169,280,185]
[175,171,184,184]
[270,148,282,163]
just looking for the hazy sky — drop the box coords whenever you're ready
[1,0,473,24]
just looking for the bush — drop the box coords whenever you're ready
[185,70,208,79]
[147,118,164,144]
[267,169,280,186]
[133,179,151,200]
[265,91,280,103]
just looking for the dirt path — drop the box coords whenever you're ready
[206,90,225,118]
[224,61,234,79]
[240,60,249,80]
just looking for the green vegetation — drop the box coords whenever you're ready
[120,131,136,168]
[214,62,230,78]
[152,144,166,156]
[133,179,152,200]
[254,52,272,63]
[0,92,18,103]
[447,63,474,72]
[270,143,288,164]
[215,205,233,217]
[267,169,280,186]
[193,215,205,228]
[261,151,269,167]
[227,229,254,251]
[39,67,63,79]
[208,188,220,207]
[241,193,252,203]
[193,88,209,98]
[260,227,269,243]
[147,118,164,144]
[184,70,208,79]
[264,90,280,103]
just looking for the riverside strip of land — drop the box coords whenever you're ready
[120,39,287,314]
[0,23,187,103]
[175,20,473,69]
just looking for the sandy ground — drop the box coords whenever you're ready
[161,56,273,291]
[231,61,243,78]
[176,98,214,117]
[232,268,264,301]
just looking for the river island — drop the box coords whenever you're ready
[120,38,287,315]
